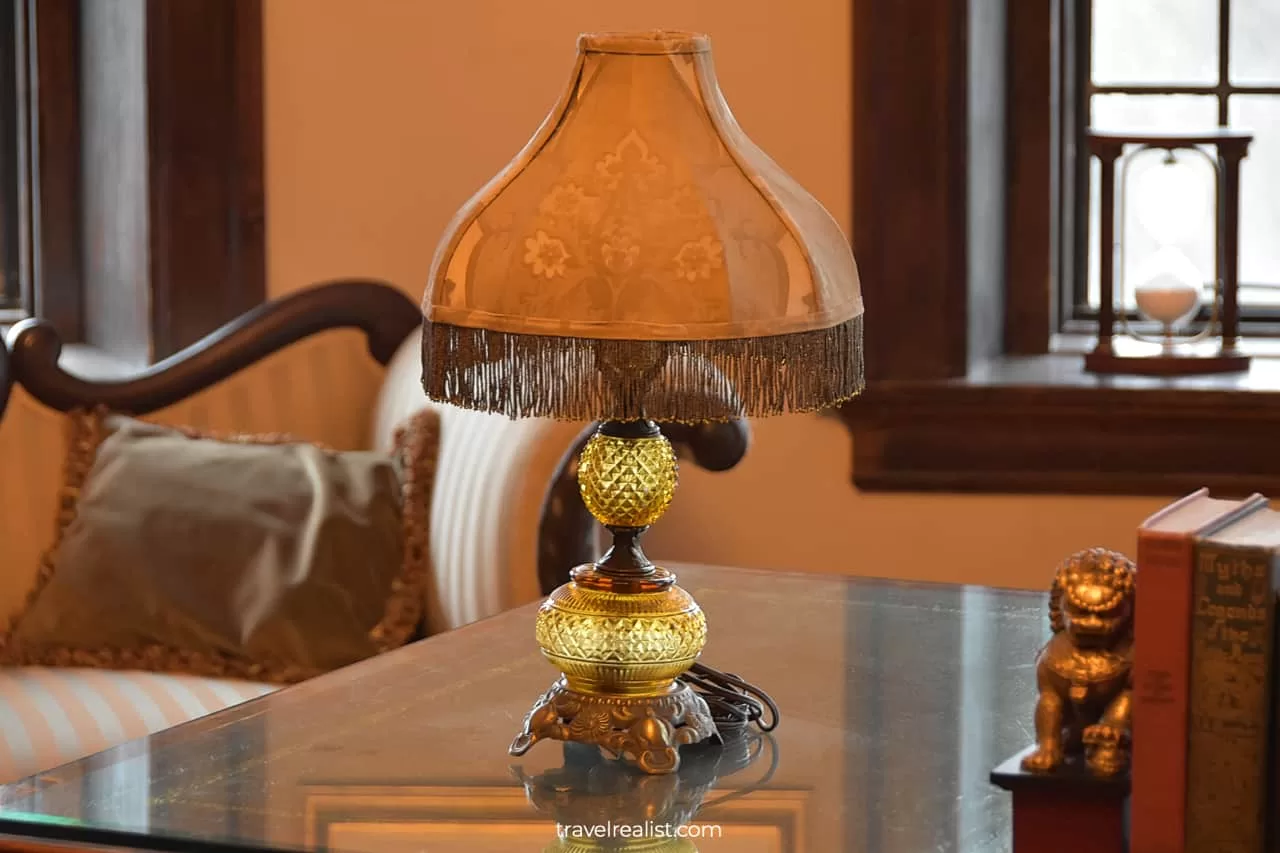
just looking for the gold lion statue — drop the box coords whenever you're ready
[1021,547,1135,777]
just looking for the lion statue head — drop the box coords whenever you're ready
[1047,547,1135,648]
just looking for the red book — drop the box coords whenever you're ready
[1130,488,1268,853]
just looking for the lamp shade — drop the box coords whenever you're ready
[422,31,863,422]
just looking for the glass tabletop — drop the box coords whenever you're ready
[0,564,1047,853]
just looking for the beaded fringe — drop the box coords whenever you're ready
[421,315,864,423]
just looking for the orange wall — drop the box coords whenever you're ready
[260,0,1168,592]
[262,0,850,298]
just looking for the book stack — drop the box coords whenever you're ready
[1131,488,1279,853]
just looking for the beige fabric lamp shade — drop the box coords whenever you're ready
[422,31,864,422]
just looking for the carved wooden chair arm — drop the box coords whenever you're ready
[4,279,421,415]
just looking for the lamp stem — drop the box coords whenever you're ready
[595,526,655,579]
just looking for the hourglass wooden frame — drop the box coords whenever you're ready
[1084,128,1253,377]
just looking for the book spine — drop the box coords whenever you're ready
[1185,545,1276,853]
[1271,591,1280,853]
[1131,531,1196,853]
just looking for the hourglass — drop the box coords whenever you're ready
[1084,129,1253,376]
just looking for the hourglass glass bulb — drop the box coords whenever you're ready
[1133,152,1212,244]
[1133,245,1203,346]
[1134,271,1199,326]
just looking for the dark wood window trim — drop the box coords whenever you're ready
[842,0,1280,498]
[27,0,83,338]
[0,0,26,316]
[16,0,264,362]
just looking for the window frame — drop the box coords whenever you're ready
[0,0,29,317]
[842,0,1280,498]
[3,0,265,362]
[1061,0,1280,334]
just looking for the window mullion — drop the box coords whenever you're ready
[1219,0,1231,125]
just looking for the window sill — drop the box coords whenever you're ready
[840,348,1280,496]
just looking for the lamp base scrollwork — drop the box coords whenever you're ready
[509,679,716,775]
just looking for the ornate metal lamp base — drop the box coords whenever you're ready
[509,678,716,774]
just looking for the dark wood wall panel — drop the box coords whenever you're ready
[0,1,22,310]
[147,0,265,359]
[29,0,84,339]
[851,0,970,381]
[1003,0,1055,354]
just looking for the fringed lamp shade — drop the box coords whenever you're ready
[421,31,864,423]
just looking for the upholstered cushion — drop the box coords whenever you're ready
[0,667,276,784]
[0,409,439,683]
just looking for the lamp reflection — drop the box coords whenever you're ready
[514,732,777,852]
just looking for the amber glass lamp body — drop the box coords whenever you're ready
[510,419,717,774]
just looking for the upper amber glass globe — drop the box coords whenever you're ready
[578,431,678,529]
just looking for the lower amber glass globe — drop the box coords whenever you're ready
[535,570,707,696]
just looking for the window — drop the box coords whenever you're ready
[847,0,1280,497]
[1062,0,1280,331]
[0,0,265,362]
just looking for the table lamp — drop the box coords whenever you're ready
[421,30,863,774]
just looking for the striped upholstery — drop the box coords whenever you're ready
[371,328,587,633]
[0,667,276,784]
